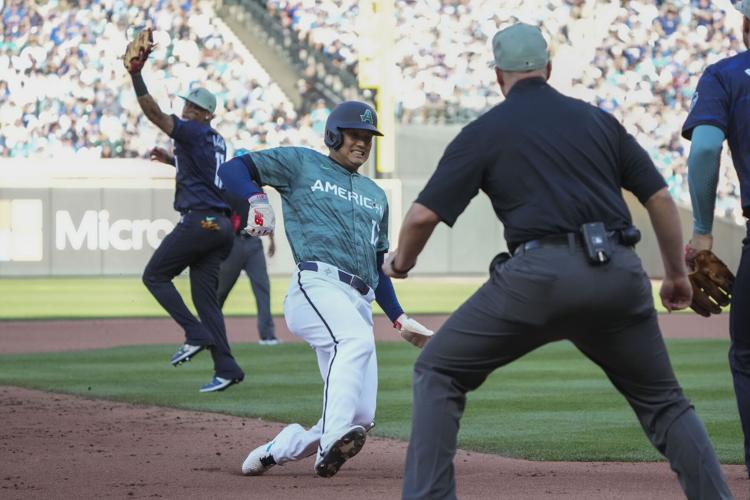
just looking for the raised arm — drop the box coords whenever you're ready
[133,79,175,136]
[122,28,174,136]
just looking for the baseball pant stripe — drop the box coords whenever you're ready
[297,269,338,452]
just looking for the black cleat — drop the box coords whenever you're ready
[314,426,367,478]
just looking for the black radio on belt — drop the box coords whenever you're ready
[580,222,611,264]
[619,226,641,246]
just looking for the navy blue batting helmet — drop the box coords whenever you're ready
[324,101,383,150]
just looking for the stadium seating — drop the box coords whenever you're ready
[0,0,326,160]
[256,0,745,224]
[0,0,745,223]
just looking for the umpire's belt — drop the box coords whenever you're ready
[297,261,370,296]
[512,232,621,256]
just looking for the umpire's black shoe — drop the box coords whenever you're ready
[314,425,367,478]
[170,343,205,366]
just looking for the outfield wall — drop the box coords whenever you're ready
[0,159,405,277]
[0,146,744,277]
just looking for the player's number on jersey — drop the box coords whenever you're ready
[370,219,379,247]
[214,152,225,188]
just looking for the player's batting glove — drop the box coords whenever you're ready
[123,27,155,74]
[685,249,735,317]
[246,193,275,237]
[394,313,433,349]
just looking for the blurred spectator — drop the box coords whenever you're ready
[1,0,746,225]
[260,0,744,224]
[0,0,322,160]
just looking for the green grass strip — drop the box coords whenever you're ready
[0,339,740,463]
[0,276,692,319]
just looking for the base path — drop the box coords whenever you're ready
[0,312,730,354]
[1,386,746,500]
[0,313,745,499]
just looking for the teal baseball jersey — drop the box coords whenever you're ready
[249,147,389,289]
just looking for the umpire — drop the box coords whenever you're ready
[384,23,732,499]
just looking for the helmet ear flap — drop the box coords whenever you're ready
[325,128,343,150]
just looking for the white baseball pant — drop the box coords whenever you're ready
[267,261,377,464]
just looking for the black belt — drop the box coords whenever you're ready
[297,261,370,296]
[183,208,231,217]
[238,229,254,239]
[512,231,620,256]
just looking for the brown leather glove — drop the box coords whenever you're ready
[686,250,735,317]
[123,28,155,74]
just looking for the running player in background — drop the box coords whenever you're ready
[125,28,244,393]
[218,101,433,478]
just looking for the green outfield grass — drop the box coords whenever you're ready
[0,276,687,319]
[0,339,740,463]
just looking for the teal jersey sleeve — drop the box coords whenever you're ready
[249,147,306,194]
[264,147,389,290]
[376,203,390,254]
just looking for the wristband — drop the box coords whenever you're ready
[390,260,413,275]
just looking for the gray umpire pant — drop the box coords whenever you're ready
[402,243,732,500]
[217,234,276,341]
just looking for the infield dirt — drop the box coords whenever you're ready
[1,314,747,499]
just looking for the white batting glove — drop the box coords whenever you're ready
[394,313,433,348]
[246,193,275,237]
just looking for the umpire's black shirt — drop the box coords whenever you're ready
[416,78,667,247]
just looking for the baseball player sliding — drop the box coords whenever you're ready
[218,101,433,478]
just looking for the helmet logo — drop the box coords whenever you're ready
[360,109,375,125]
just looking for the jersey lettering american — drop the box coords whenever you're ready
[249,147,389,289]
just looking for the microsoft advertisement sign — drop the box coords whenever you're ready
[0,188,177,275]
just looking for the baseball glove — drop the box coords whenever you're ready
[123,28,154,74]
[686,250,735,317]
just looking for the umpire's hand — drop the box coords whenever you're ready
[383,250,409,279]
[660,275,692,313]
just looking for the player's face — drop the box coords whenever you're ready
[182,101,212,123]
[330,129,374,171]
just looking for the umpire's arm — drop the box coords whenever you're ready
[644,187,692,311]
[130,73,174,135]
[383,203,440,278]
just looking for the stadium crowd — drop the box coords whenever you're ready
[0,0,328,160]
[0,0,746,223]
[260,0,745,223]
[577,0,743,222]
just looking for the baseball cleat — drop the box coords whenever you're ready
[258,338,282,346]
[314,425,367,478]
[199,376,241,393]
[242,442,277,475]
[170,343,204,366]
